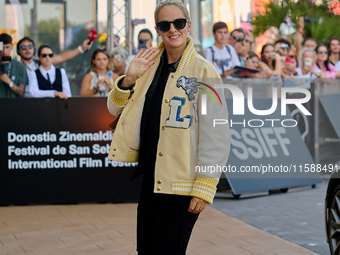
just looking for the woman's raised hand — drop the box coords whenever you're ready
[122,48,160,87]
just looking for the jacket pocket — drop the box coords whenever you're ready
[127,150,139,163]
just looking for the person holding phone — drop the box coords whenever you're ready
[29,44,71,99]
[274,38,291,57]
[126,29,153,71]
[282,48,298,77]
[228,28,254,68]
[110,47,127,76]
[295,48,325,78]
[107,1,230,254]
[0,33,28,98]
[81,48,117,96]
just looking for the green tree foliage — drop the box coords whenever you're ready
[251,0,340,43]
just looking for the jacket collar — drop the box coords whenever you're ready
[157,37,197,73]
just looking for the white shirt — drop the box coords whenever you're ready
[203,44,240,75]
[295,67,318,78]
[23,60,39,97]
[29,64,71,98]
[335,60,340,71]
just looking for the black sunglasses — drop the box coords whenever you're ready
[156,18,188,32]
[20,45,34,50]
[317,51,328,54]
[41,53,54,58]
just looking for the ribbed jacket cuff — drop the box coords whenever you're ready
[189,174,219,204]
[109,75,135,106]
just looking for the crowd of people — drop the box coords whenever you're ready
[203,21,340,80]
[0,33,92,98]
[1,17,340,99]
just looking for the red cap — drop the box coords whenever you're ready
[88,30,98,41]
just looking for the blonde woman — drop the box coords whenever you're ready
[107,1,230,254]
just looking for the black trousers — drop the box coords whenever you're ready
[137,175,199,255]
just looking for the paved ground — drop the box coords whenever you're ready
[212,180,329,255]
[0,202,317,255]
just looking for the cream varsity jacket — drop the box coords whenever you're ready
[107,38,230,204]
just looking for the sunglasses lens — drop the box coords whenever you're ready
[173,19,187,30]
[157,21,170,32]
[157,19,187,32]
[41,54,53,58]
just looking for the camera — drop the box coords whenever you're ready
[139,39,148,49]
[0,42,5,75]
[279,43,289,50]
[0,42,11,62]
[114,53,122,62]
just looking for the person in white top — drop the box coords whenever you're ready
[203,22,240,78]
[17,37,93,97]
[29,45,71,99]
[81,48,118,96]
[295,48,325,78]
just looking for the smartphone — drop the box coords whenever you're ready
[1,56,11,62]
[0,41,3,51]
[139,39,147,49]
[305,57,312,68]
[114,54,122,62]
[285,57,293,64]
[107,71,113,79]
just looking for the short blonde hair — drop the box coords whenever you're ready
[154,0,190,24]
